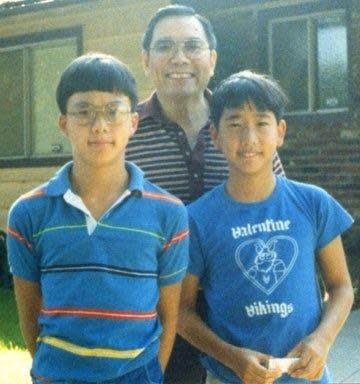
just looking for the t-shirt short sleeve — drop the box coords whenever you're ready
[187,214,206,278]
[158,205,189,285]
[315,188,354,250]
[7,202,40,282]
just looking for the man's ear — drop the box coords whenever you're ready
[130,112,139,136]
[277,119,287,148]
[209,124,221,150]
[209,50,217,78]
[141,50,150,76]
[58,114,69,137]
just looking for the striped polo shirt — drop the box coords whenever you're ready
[126,92,284,204]
[7,161,189,382]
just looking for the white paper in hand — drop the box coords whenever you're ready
[268,357,300,373]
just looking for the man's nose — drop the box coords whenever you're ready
[240,125,257,141]
[170,44,190,63]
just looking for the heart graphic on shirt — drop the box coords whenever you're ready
[235,236,298,295]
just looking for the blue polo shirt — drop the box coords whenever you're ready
[7,161,189,382]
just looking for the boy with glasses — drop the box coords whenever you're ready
[7,53,189,384]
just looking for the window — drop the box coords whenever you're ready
[0,28,81,162]
[269,11,348,113]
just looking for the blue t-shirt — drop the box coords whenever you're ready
[7,161,189,382]
[187,176,353,384]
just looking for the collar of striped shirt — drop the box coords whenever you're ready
[137,89,213,124]
[45,161,144,197]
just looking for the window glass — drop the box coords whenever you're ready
[0,49,25,158]
[0,28,79,161]
[317,15,348,109]
[272,19,308,111]
[30,39,77,157]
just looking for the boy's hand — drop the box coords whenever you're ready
[286,332,330,380]
[227,346,282,384]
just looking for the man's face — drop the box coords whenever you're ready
[142,16,217,99]
[59,91,138,168]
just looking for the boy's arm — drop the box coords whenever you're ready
[156,281,182,372]
[287,235,354,380]
[13,276,42,357]
[178,273,282,384]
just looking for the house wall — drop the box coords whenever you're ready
[0,0,169,229]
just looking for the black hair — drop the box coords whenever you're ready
[210,70,288,129]
[56,53,138,114]
[142,4,217,51]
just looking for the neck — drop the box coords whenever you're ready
[157,92,209,130]
[70,160,128,198]
[226,171,276,202]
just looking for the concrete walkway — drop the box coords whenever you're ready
[327,309,360,383]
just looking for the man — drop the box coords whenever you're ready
[126,5,285,383]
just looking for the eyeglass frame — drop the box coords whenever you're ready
[149,38,210,59]
[66,101,132,126]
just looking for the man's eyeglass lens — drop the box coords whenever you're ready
[151,39,209,58]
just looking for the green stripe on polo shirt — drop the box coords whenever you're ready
[33,224,87,237]
[97,222,165,240]
[33,222,165,241]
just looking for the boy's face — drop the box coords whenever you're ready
[142,15,217,99]
[211,102,286,178]
[59,91,138,168]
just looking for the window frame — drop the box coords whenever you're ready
[0,26,82,167]
[268,10,348,116]
[257,0,352,120]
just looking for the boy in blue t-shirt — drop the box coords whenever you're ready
[7,53,189,383]
[178,71,354,384]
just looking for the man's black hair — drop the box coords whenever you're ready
[56,53,138,114]
[142,4,217,51]
[210,70,288,129]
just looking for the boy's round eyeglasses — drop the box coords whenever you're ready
[67,101,131,126]
[150,38,210,59]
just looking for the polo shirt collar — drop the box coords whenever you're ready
[126,161,144,194]
[45,161,72,196]
[45,161,145,197]
[138,89,212,124]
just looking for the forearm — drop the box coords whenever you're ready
[313,283,354,345]
[314,236,354,346]
[157,282,182,371]
[13,277,42,357]
[178,307,236,371]
[157,316,177,371]
[19,311,40,356]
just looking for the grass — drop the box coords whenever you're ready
[0,287,32,384]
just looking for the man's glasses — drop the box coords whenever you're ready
[150,38,209,59]
[67,101,131,126]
